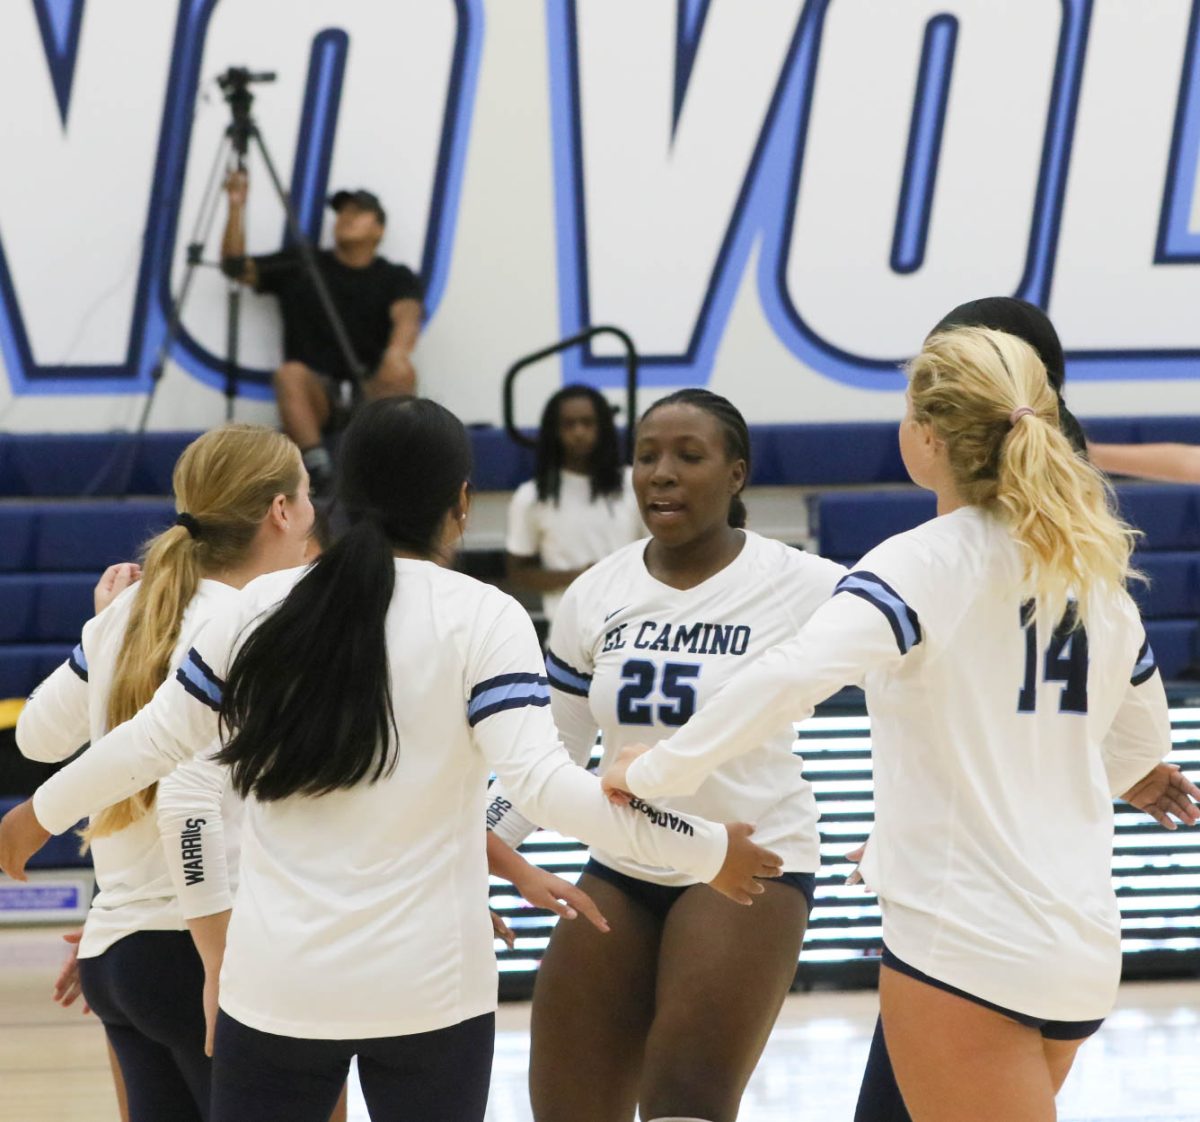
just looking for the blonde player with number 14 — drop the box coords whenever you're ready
[604,328,1200,1122]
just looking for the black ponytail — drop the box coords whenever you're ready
[932,296,1089,457]
[641,388,751,528]
[216,398,473,801]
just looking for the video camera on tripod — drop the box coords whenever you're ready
[216,66,277,92]
[216,67,275,156]
[140,64,365,432]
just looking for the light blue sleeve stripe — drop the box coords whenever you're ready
[467,679,551,723]
[178,656,223,707]
[71,643,87,672]
[838,574,920,653]
[545,653,591,693]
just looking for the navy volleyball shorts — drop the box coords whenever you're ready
[881,945,1105,1041]
[583,857,817,921]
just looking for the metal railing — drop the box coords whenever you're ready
[502,326,639,462]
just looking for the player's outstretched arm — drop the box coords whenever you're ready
[622,592,904,803]
[1088,442,1200,484]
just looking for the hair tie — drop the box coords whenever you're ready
[1008,406,1036,427]
[175,513,202,539]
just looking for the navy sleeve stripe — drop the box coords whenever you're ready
[470,672,547,701]
[835,571,922,655]
[175,667,222,712]
[467,677,551,726]
[186,647,225,691]
[1131,639,1158,687]
[175,649,224,710]
[67,642,88,682]
[469,694,552,727]
[545,650,592,697]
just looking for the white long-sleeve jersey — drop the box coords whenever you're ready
[16,579,241,957]
[627,507,1171,1021]
[488,531,845,883]
[32,559,728,1039]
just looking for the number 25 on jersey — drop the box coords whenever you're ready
[617,660,701,726]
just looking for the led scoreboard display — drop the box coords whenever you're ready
[491,689,1200,1000]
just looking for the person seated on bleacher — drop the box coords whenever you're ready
[222,171,424,495]
[506,385,644,623]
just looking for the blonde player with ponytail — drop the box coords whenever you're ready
[16,425,314,1122]
[604,326,1199,1121]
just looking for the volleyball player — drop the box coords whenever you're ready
[0,397,778,1122]
[15,425,315,1121]
[604,327,1195,1121]
[487,388,845,1122]
[506,384,644,621]
[850,295,1199,1121]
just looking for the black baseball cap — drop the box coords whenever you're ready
[329,189,386,226]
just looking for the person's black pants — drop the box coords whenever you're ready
[211,1009,495,1122]
[78,930,210,1122]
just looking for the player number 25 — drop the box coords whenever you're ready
[616,660,702,727]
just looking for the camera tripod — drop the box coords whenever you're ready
[138,67,366,433]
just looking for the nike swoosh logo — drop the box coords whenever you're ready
[603,606,628,623]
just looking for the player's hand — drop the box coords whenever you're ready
[0,799,51,881]
[509,863,610,933]
[602,744,650,806]
[94,563,141,615]
[225,169,248,207]
[1122,763,1200,830]
[844,841,867,886]
[52,930,90,1013]
[709,823,783,906]
[202,969,219,1056]
[490,909,516,951]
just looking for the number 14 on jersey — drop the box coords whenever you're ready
[1018,602,1089,715]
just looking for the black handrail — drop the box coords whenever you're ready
[502,326,639,462]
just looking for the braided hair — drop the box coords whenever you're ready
[640,389,751,528]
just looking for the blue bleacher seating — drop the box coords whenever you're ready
[814,490,935,560]
[2,418,1199,496]
[1116,485,1200,551]
[1131,553,1200,620]
[816,485,1200,564]
[0,500,175,573]
[0,643,71,698]
[0,574,97,642]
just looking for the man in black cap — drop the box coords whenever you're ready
[221,171,423,492]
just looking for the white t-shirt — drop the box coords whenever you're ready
[627,507,1171,1022]
[16,579,241,958]
[32,560,728,1040]
[506,467,644,620]
[488,531,845,883]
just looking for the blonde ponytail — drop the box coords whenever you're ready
[83,425,301,844]
[908,327,1139,626]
